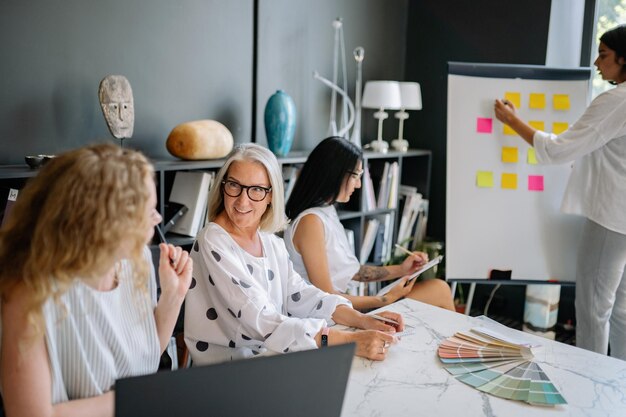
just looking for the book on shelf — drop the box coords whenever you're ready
[376,162,390,209]
[201,172,216,227]
[168,171,213,237]
[395,186,425,257]
[161,202,189,234]
[411,199,429,250]
[372,220,386,265]
[362,165,376,211]
[359,218,380,264]
[283,165,300,202]
[372,213,392,264]
[387,162,399,209]
[381,212,393,261]
[0,187,19,228]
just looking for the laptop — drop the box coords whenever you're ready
[116,343,355,417]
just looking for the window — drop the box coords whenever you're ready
[591,0,626,97]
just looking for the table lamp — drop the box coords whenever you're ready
[391,82,422,152]
[361,81,401,153]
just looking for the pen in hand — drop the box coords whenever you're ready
[155,225,168,244]
[394,244,415,257]
[394,244,427,263]
[370,314,400,326]
[155,225,177,267]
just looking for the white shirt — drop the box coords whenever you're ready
[533,82,626,234]
[44,247,160,403]
[184,222,351,366]
[284,205,360,293]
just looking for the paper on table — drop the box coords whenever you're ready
[376,256,444,296]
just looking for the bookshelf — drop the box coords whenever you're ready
[0,149,430,257]
[0,154,309,248]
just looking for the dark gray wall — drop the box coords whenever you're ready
[0,0,253,164]
[256,0,408,150]
[404,1,553,241]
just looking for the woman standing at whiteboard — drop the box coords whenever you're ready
[494,25,626,360]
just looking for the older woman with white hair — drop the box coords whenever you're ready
[184,144,402,365]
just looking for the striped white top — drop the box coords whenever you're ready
[43,247,160,403]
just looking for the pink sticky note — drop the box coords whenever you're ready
[528,175,544,191]
[476,117,493,133]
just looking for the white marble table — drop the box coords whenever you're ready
[341,299,626,417]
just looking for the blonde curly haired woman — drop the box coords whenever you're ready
[0,143,192,417]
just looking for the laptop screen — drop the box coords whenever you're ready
[116,343,355,417]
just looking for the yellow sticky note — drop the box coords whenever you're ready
[476,171,494,188]
[505,92,521,108]
[527,148,538,165]
[529,120,545,131]
[502,147,519,163]
[553,94,570,110]
[501,173,517,189]
[529,93,546,109]
[503,124,516,135]
[553,122,568,134]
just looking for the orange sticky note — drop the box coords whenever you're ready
[529,120,545,131]
[553,94,570,110]
[527,148,538,165]
[505,92,521,108]
[553,122,568,134]
[502,147,519,163]
[503,124,516,135]
[501,173,517,189]
[476,171,494,188]
[529,93,546,109]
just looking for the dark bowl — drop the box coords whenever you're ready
[41,154,55,164]
[24,154,55,169]
[25,155,45,169]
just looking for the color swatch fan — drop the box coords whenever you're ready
[438,327,566,406]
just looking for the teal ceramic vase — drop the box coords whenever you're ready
[264,90,296,157]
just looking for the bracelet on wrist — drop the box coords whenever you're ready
[321,327,329,347]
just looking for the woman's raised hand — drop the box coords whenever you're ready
[158,243,193,302]
[494,99,517,125]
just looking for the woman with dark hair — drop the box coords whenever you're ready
[494,25,626,360]
[285,137,454,312]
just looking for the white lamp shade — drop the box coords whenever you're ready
[361,81,402,110]
[399,82,422,110]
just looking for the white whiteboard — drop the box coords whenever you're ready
[446,63,591,281]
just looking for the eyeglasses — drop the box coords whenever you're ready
[348,170,364,180]
[221,180,272,202]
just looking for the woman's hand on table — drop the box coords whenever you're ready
[360,310,405,332]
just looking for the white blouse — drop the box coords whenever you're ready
[533,82,626,234]
[43,247,160,403]
[184,222,351,366]
[284,205,360,293]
